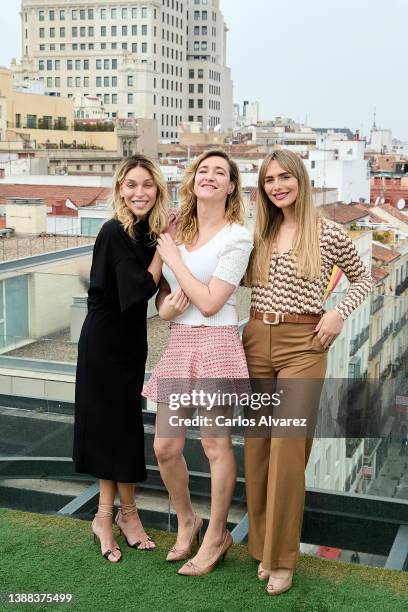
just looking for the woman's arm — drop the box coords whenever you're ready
[156,229,253,317]
[147,249,163,286]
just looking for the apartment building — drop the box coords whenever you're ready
[19,0,233,141]
[186,0,233,131]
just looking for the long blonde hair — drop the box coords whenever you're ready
[246,150,321,284]
[112,154,169,239]
[176,149,245,245]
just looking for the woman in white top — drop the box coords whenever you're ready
[143,150,253,576]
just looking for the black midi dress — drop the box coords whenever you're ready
[73,218,157,483]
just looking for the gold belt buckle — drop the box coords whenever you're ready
[263,311,282,325]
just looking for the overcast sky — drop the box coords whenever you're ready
[1,0,406,140]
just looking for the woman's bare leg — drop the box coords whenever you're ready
[116,482,155,550]
[92,479,121,562]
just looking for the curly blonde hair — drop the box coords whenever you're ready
[176,149,245,246]
[112,154,169,239]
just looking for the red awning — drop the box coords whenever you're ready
[316,546,341,559]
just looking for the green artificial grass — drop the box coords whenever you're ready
[0,508,407,612]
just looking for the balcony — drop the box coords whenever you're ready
[370,294,384,315]
[350,325,370,356]
[0,276,407,607]
[396,277,408,296]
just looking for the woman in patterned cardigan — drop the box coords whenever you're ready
[243,150,372,595]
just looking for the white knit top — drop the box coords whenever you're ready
[162,223,253,326]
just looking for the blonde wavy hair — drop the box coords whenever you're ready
[176,149,245,245]
[246,150,321,284]
[112,154,169,239]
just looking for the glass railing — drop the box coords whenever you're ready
[0,276,407,569]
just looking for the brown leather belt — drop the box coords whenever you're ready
[250,308,322,325]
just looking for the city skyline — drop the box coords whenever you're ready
[0,0,407,140]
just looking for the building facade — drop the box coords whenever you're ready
[19,0,233,142]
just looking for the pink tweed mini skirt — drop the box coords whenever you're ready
[142,323,249,403]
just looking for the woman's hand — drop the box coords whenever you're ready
[157,233,181,269]
[166,207,180,240]
[158,287,190,321]
[314,309,344,350]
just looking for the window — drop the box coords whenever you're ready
[202,25,207,35]
[189,69,194,78]
[128,93,133,104]
[75,59,81,69]
[128,75,133,87]
[132,43,137,52]
[39,59,44,70]
[84,59,89,70]
[202,10,207,19]
[72,27,78,37]
[101,26,107,36]
[189,84,194,93]
[55,60,60,70]
[201,41,207,50]
[111,8,117,19]
[96,76,102,87]
[100,8,106,20]
[194,41,199,51]
[46,59,52,70]
[104,76,109,87]
[46,77,52,88]
[198,99,203,108]
[112,94,118,104]
[71,9,77,20]
[84,77,89,87]
[39,10,44,21]
[142,25,147,35]
[104,59,109,69]
[50,27,56,37]
[198,69,204,78]
[49,9,55,20]
[39,28,45,38]
[111,26,117,36]
[75,77,81,86]
[142,43,147,52]
[59,9,65,20]
[194,11,200,20]
[122,8,127,19]
[132,25,137,35]
[55,77,61,88]
[27,114,37,128]
[15,113,21,128]
[96,59,102,69]
[67,76,73,87]
[67,59,73,70]
[88,8,94,19]
[142,7,148,17]
[80,9,86,20]
[60,27,65,37]
[194,26,199,35]
[112,59,118,69]
[189,99,194,108]
[88,27,94,37]
[111,42,117,49]
[80,27,86,37]
[112,76,117,87]
[197,83,203,93]
[39,45,45,51]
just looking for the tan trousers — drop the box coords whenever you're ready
[242,318,327,570]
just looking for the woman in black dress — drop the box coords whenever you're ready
[73,154,168,562]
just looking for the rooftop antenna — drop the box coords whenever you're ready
[372,108,377,131]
